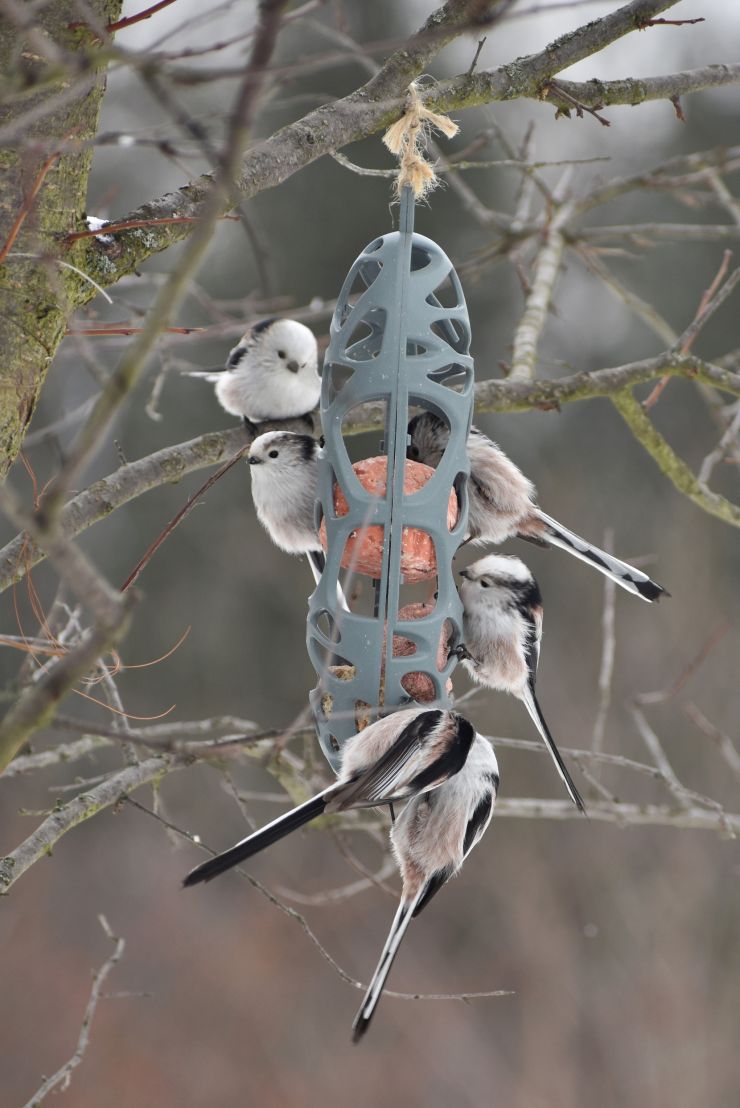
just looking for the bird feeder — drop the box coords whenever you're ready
[307,187,475,772]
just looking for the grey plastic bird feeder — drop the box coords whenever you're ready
[307,188,475,773]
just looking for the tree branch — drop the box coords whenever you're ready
[21,916,125,1108]
[1,353,739,596]
[0,754,176,891]
[69,0,710,295]
[493,798,740,833]
[611,391,740,528]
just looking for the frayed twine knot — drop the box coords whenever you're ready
[383,80,459,200]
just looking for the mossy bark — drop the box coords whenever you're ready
[0,1,122,478]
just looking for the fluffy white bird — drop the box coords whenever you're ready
[457,553,584,812]
[183,708,477,887]
[189,318,320,425]
[247,430,350,607]
[248,430,321,556]
[352,733,499,1042]
[407,412,666,602]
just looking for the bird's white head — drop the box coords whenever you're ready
[231,318,318,377]
[247,430,317,472]
[459,553,540,609]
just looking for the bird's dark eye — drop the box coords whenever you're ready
[277,350,286,359]
[269,449,279,458]
[480,578,490,588]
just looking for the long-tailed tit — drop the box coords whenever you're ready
[247,431,350,607]
[407,413,666,602]
[457,553,584,812]
[188,318,320,425]
[352,734,499,1042]
[248,430,321,557]
[183,707,476,887]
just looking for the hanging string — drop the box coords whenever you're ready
[383,80,459,200]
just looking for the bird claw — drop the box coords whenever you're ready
[451,643,475,664]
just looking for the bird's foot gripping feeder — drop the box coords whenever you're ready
[307,187,476,772]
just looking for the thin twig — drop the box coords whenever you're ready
[509,191,575,380]
[636,621,733,706]
[120,442,250,592]
[591,528,616,765]
[643,253,739,409]
[64,215,240,243]
[683,702,740,784]
[698,401,740,484]
[611,391,740,528]
[630,704,693,810]
[21,916,125,1108]
[66,324,204,336]
[131,796,512,1004]
[0,145,65,264]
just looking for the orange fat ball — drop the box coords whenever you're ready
[393,601,453,702]
[319,456,458,582]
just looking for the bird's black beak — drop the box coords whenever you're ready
[247,456,262,465]
[459,568,471,580]
[286,360,300,373]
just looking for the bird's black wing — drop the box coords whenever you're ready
[412,787,495,920]
[329,710,470,811]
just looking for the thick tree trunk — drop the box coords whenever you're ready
[0,2,122,478]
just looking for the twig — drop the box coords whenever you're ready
[683,702,740,784]
[698,401,740,484]
[636,621,733,706]
[2,736,110,777]
[0,755,176,891]
[468,36,486,75]
[542,80,611,127]
[636,16,705,28]
[574,244,677,346]
[591,529,616,763]
[611,391,740,528]
[131,796,512,1005]
[493,798,739,833]
[64,215,240,242]
[643,253,739,409]
[105,0,180,34]
[7,253,113,304]
[509,193,574,380]
[630,704,692,810]
[0,485,135,773]
[120,442,250,592]
[66,324,204,336]
[21,915,125,1108]
[0,145,64,264]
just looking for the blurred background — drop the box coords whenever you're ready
[1,1,739,1105]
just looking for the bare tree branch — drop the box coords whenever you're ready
[0,754,176,891]
[67,0,727,297]
[611,391,740,528]
[21,916,125,1108]
[1,351,738,596]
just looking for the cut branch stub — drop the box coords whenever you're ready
[307,188,474,772]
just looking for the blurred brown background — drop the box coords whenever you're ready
[1,2,739,1105]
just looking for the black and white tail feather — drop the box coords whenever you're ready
[532,511,666,603]
[406,413,667,603]
[520,682,585,813]
[183,708,476,888]
[351,735,499,1042]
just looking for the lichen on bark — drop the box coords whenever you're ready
[0,1,122,478]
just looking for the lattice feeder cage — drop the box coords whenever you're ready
[307,188,475,773]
